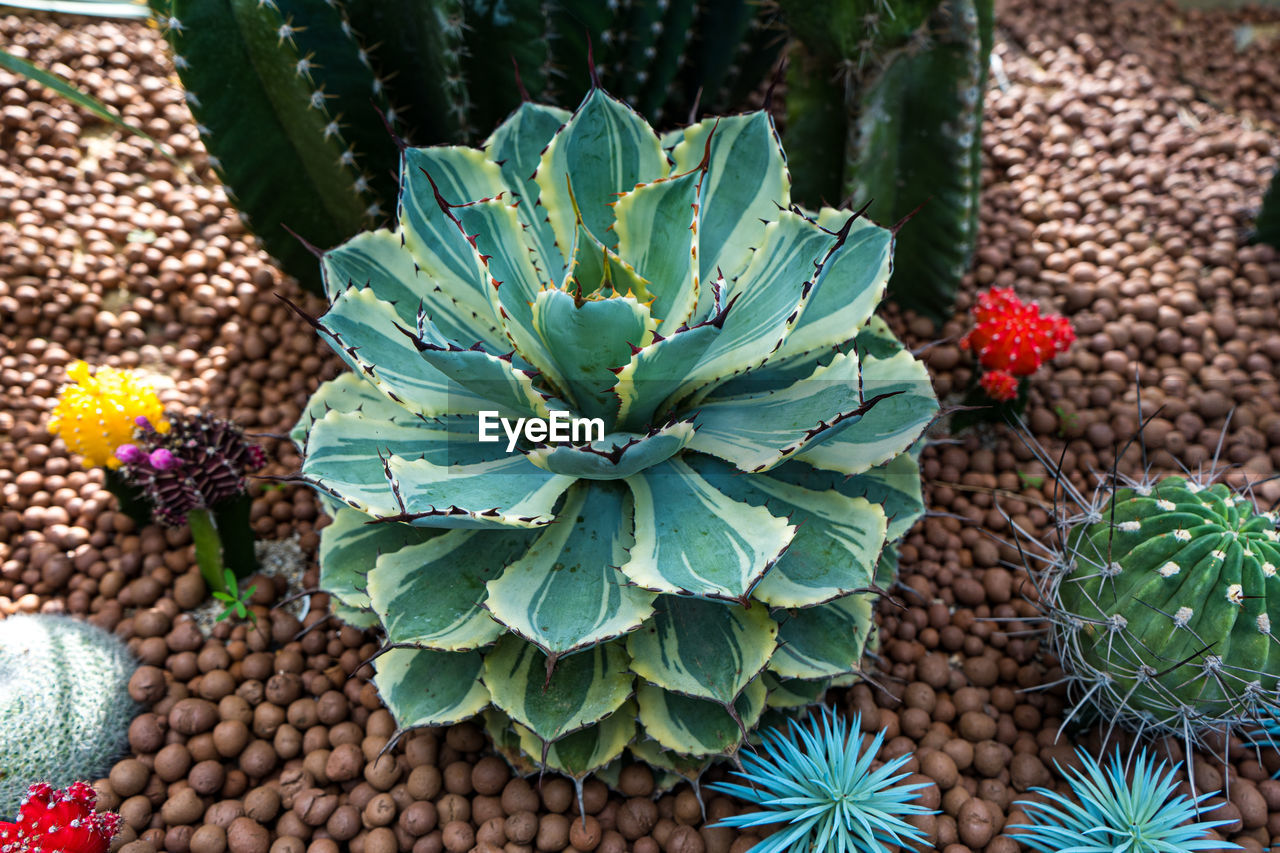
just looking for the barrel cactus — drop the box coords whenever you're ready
[1046,475,1280,743]
[292,84,937,782]
[0,615,140,818]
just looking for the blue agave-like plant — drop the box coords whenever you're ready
[1011,747,1240,853]
[707,706,934,853]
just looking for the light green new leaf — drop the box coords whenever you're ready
[323,228,507,353]
[636,678,766,757]
[667,212,832,406]
[613,166,701,327]
[690,455,888,608]
[512,702,636,779]
[374,647,490,728]
[485,482,654,655]
[627,596,777,706]
[369,530,532,651]
[484,102,572,277]
[482,635,633,742]
[669,111,789,291]
[536,87,667,256]
[318,507,440,614]
[793,318,938,476]
[384,453,575,528]
[769,593,875,680]
[525,421,695,480]
[530,288,654,423]
[400,146,507,335]
[623,457,795,601]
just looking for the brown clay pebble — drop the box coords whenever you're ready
[442,821,474,853]
[190,824,227,853]
[536,814,570,852]
[227,817,270,853]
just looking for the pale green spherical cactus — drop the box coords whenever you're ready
[0,614,140,817]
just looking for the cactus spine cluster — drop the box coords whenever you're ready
[1045,475,1280,742]
[0,615,140,818]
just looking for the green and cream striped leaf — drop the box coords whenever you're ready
[636,678,766,757]
[292,371,409,452]
[323,228,507,353]
[453,198,568,394]
[666,212,832,407]
[613,320,722,432]
[689,456,888,609]
[483,709,541,777]
[301,408,500,520]
[316,286,496,417]
[368,530,532,651]
[482,635,634,742]
[669,112,789,294]
[688,351,893,472]
[318,507,441,614]
[769,593,875,680]
[793,320,938,477]
[772,213,892,364]
[627,596,777,707]
[409,341,550,422]
[772,451,926,542]
[484,102,572,277]
[622,457,796,601]
[400,146,507,337]
[762,672,831,708]
[536,88,667,257]
[530,288,655,423]
[331,600,380,629]
[613,166,701,327]
[628,739,713,785]
[511,701,636,779]
[383,453,575,528]
[373,647,490,728]
[485,482,655,655]
[561,212,653,304]
[524,420,695,480]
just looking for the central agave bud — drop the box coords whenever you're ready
[294,85,937,785]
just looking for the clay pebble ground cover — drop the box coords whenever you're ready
[1,1,1280,852]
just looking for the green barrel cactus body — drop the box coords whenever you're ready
[1051,476,1280,733]
[0,614,140,817]
[293,85,936,782]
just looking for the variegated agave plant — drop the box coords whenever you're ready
[291,85,938,784]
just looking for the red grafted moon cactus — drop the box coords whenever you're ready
[961,287,1074,401]
[0,782,122,853]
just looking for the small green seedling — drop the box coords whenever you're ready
[212,569,257,624]
[1016,470,1045,489]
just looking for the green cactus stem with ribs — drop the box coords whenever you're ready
[778,0,995,320]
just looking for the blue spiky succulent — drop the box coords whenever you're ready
[707,706,934,853]
[1011,747,1239,853]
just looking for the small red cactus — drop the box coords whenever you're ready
[979,369,1019,402]
[0,782,121,853]
[961,287,1074,377]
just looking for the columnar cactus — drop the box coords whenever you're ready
[1046,475,1280,741]
[0,616,140,818]
[778,0,995,319]
[293,83,937,782]
[149,0,783,294]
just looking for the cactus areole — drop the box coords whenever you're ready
[293,85,937,783]
[1052,476,1280,734]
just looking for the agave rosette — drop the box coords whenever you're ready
[293,86,937,780]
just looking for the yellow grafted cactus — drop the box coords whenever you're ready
[49,361,169,468]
